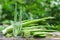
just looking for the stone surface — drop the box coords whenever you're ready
[0,37,60,40]
[0,31,60,40]
[46,38,60,40]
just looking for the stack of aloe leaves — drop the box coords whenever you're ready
[0,17,60,38]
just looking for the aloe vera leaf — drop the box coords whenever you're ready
[23,17,54,26]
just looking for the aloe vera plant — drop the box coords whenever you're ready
[2,17,54,34]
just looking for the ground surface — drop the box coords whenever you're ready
[0,37,60,40]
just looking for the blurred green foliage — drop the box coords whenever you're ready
[0,0,60,25]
